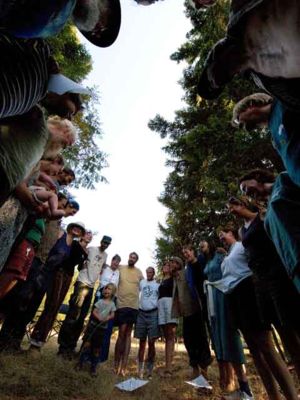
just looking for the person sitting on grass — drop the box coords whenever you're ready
[77,283,117,376]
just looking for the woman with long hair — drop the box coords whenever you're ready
[157,260,178,377]
[200,239,251,396]
[218,222,298,400]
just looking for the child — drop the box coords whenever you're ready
[77,283,116,376]
[28,159,66,219]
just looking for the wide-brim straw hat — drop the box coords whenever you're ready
[76,0,121,48]
[67,221,86,235]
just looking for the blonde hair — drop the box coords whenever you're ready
[104,283,117,297]
[47,116,78,142]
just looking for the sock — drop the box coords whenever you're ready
[238,380,252,397]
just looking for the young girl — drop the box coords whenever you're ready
[77,283,117,376]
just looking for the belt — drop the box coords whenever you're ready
[139,308,158,313]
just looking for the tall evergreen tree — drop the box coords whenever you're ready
[149,1,282,261]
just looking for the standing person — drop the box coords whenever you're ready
[217,223,298,400]
[94,254,121,304]
[114,252,143,376]
[0,218,45,299]
[134,267,160,379]
[0,204,79,352]
[29,223,87,350]
[57,235,112,357]
[197,240,251,396]
[157,260,178,377]
[227,196,300,381]
[77,283,117,377]
[170,255,212,379]
[94,254,121,363]
[239,169,300,293]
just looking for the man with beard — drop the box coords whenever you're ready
[114,252,143,376]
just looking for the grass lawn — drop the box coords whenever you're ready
[0,335,297,400]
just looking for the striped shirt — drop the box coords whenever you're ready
[0,32,50,118]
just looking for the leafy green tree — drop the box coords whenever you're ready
[47,23,92,82]
[150,1,283,262]
[47,24,107,188]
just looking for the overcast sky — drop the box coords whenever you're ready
[66,0,192,272]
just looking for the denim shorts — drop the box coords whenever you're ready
[158,297,178,326]
[134,309,160,340]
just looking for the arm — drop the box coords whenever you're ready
[92,308,113,322]
[14,181,49,216]
[106,311,115,321]
[37,172,57,191]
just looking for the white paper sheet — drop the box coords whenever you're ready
[115,378,149,392]
[185,374,213,390]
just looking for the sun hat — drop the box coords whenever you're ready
[47,74,91,96]
[73,0,121,48]
[1,0,121,48]
[170,256,184,269]
[67,221,86,234]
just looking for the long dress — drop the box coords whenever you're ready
[204,252,245,364]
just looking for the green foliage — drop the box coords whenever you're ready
[47,23,92,82]
[150,1,283,262]
[47,24,107,188]
[62,89,108,189]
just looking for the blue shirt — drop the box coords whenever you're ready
[268,100,300,187]
[2,0,77,38]
[264,172,300,293]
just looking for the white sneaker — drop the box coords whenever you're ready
[223,390,254,400]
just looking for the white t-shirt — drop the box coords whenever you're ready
[100,266,120,289]
[211,241,252,294]
[77,246,107,288]
[139,279,160,311]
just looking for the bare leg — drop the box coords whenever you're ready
[138,339,146,377]
[245,331,298,400]
[146,337,156,377]
[138,339,146,363]
[276,325,300,382]
[35,190,65,218]
[114,324,127,374]
[163,324,176,374]
[222,362,236,392]
[120,324,133,376]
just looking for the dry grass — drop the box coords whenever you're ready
[0,336,296,400]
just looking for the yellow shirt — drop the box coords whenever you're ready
[117,265,144,309]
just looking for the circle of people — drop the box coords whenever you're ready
[1,1,300,400]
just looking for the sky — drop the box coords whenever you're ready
[66,1,192,272]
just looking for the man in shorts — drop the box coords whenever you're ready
[134,267,160,379]
[114,252,143,376]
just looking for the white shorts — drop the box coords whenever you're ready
[158,297,178,325]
